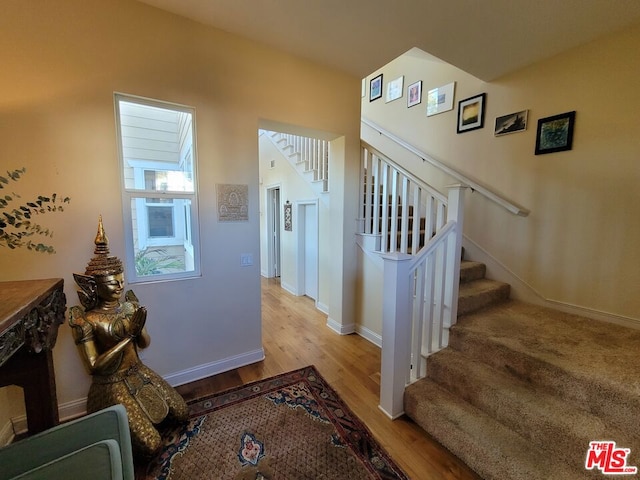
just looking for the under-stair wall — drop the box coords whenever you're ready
[265,130,330,197]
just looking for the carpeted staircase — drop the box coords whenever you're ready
[404,259,640,480]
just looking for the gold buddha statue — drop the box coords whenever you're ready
[69,217,188,458]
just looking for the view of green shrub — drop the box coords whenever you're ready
[135,247,185,276]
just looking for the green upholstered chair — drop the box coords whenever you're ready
[0,404,134,480]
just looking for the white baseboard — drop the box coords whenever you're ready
[165,348,266,387]
[543,299,640,331]
[462,236,640,330]
[316,301,329,315]
[9,349,266,436]
[280,281,298,296]
[11,397,87,437]
[356,325,382,348]
[326,317,355,335]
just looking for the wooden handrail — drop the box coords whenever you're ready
[362,118,529,217]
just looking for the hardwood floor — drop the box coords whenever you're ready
[175,277,481,480]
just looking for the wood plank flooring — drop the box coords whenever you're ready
[175,277,481,480]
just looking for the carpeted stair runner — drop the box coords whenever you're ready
[404,260,640,480]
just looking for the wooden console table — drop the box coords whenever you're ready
[0,278,66,435]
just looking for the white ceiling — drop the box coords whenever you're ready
[137,0,640,80]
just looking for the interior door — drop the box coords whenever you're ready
[302,203,318,299]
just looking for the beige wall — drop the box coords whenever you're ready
[361,24,640,331]
[0,0,360,424]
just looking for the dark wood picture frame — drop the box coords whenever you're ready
[535,111,576,155]
[457,93,486,133]
[369,74,383,102]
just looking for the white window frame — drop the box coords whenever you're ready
[114,93,201,284]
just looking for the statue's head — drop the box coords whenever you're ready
[74,216,125,310]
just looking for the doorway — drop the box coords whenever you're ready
[297,200,318,300]
[266,186,281,278]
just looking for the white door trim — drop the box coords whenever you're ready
[265,184,281,278]
[295,199,319,303]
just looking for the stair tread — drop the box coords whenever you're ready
[459,260,486,283]
[454,299,640,398]
[426,349,638,469]
[404,378,582,480]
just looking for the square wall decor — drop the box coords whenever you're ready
[217,184,248,221]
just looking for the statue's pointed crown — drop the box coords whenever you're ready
[84,215,123,277]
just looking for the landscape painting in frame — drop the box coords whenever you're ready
[535,111,576,155]
[369,74,383,101]
[495,110,528,136]
[457,93,486,133]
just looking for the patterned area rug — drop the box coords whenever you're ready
[142,365,408,480]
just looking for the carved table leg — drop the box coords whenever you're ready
[0,349,59,435]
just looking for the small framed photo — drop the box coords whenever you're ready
[369,74,383,102]
[535,111,576,155]
[457,93,486,133]
[284,201,292,231]
[386,76,404,103]
[407,80,422,107]
[427,82,455,116]
[495,110,528,136]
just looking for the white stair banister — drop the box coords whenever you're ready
[362,118,528,217]
[378,185,468,420]
[443,185,467,327]
[379,251,414,420]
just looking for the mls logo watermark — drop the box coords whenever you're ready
[585,441,638,475]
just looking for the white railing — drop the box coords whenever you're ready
[362,118,529,217]
[360,143,447,255]
[379,185,467,419]
[276,133,329,192]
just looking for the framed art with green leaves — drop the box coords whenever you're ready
[535,111,576,155]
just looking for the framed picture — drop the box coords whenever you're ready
[495,110,528,136]
[369,74,383,102]
[407,80,422,107]
[427,82,455,116]
[535,111,576,155]
[284,201,292,231]
[457,93,486,133]
[386,76,404,103]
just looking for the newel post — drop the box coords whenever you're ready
[379,252,414,419]
[443,184,468,328]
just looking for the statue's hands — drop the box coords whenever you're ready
[129,306,147,338]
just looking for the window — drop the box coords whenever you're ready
[115,94,200,282]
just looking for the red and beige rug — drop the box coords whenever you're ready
[142,365,408,479]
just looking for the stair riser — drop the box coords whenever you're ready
[448,328,640,436]
[364,205,414,217]
[377,217,427,231]
[426,353,632,473]
[459,262,486,283]
[457,284,510,316]
[404,380,582,480]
